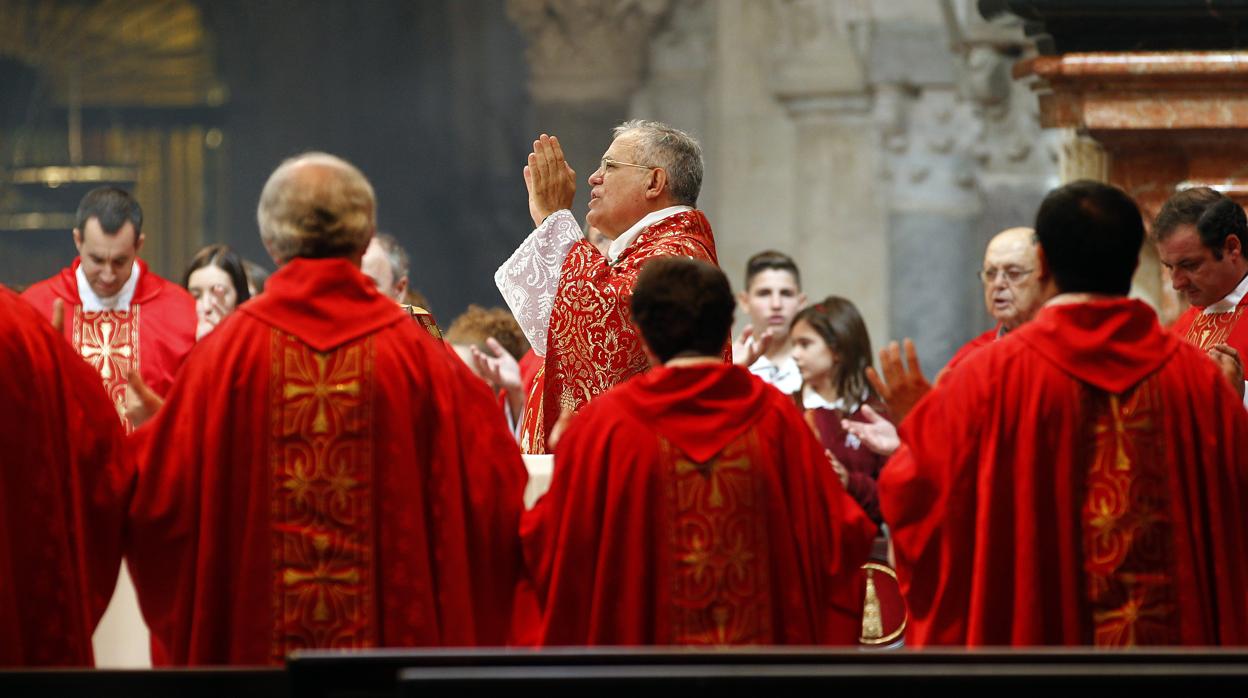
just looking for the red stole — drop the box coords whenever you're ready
[520,210,724,454]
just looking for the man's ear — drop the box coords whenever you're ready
[735,289,749,310]
[1035,244,1051,281]
[645,167,668,201]
[396,275,409,298]
[1225,233,1243,261]
[134,233,146,255]
[72,228,83,253]
[797,291,808,308]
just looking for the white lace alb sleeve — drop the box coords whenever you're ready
[494,209,583,357]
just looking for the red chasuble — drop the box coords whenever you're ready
[1170,295,1248,357]
[941,325,998,377]
[22,259,196,431]
[0,286,132,666]
[880,299,1248,647]
[127,258,528,665]
[520,210,724,454]
[522,363,876,645]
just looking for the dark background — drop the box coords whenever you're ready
[199,0,535,317]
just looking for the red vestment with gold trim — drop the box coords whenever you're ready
[880,299,1248,647]
[1171,295,1248,357]
[521,363,876,645]
[0,286,131,666]
[520,210,724,454]
[22,259,196,431]
[126,258,528,665]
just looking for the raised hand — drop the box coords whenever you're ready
[523,133,577,227]
[51,298,65,334]
[731,324,774,367]
[842,403,900,457]
[470,337,522,393]
[1209,343,1245,398]
[124,367,164,428]
[867,338,931,422]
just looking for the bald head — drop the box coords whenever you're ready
[980,226,1052,331]
[257,152,376,265]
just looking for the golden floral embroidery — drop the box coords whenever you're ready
[665,434,772,645]
[1183,306,1246,350]
[1082,379,1178,646]
[270,332,375,661]
[73,307,140,431]
[522,211,718,453]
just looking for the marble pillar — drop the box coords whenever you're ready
[1018,50,1248,324]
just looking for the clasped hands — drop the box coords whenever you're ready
[524,134,577,227]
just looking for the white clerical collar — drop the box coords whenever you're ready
[801,384,868,413]
[77,260,140,311]
[1203,272,1248,315]
[606,205,693,264]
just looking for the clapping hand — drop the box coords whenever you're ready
[124,367,164,428]
[867,338,931,422]
[1208,343,1245,399]
[842,404,900,457]
[470,337,523,394]
[732,324,774,367]
[523,134,577,227]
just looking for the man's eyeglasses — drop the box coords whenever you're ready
[978,267,1034,284]
[599,156,655,172]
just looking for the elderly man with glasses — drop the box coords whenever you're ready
[943,226,1057,374]
[495,120,724,455]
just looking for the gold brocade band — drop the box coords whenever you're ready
[269,331,377,661]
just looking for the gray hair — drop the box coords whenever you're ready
[257,152,375,264]
[372,232,410,285]
[613,119,703,207]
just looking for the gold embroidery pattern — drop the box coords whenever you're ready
[1082,379,1178,647]
[1183,306,1246,350]
[270,332,376,661]
[72,307,140,431]
[527,211,718,453]
[664,434,773,645]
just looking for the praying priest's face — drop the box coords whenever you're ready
[1158,223,1244,309]
[73,217,143,299]
[586,132,655,239]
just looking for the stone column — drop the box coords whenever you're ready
[769,0,889,347]
[507,0,672,215]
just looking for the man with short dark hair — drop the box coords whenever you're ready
[496,120,725,454]
[1155,186,1248,397]
[126,153,527,665]
[880,180,1248,647]
[22,187,196,430]
[521,257,875,645]
[733,250,807,393]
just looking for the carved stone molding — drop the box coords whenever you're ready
[506,0,673,105]
[768,0,866,103]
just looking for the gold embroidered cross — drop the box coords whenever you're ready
[284,353,361,433]
[80,317,132,380]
